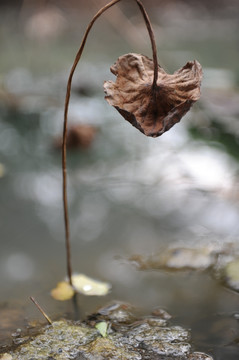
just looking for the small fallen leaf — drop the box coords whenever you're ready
[224,259,239,291]
[95,321,108,337]
[72,274,111,296]
[0,163,6,178]
[104,53,202,137]
[51,281,74,301]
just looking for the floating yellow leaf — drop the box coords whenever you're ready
[224,259,239,291]
[72,274,111,296]
[51,281,74,301]
[0,163,6,178]
[51,275,111,301]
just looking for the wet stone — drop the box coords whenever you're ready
[140,339,191,357]
[8,321,98,360]
[87,301,137,325]
[79,337,141,360]
[151,308,172,320]
[130,247,217,271]
[127,323,190,343]
[162,248,216,270]
[131,244,239,297]
[144,316,168,327]
[189,352,214,360]
[6,303,213,360]
[0,355,13,360]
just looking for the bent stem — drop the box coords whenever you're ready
[62,0,159,286]
[135,0,159,89]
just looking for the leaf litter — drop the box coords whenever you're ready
[51,274,111,300]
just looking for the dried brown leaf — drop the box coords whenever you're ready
[104,53,202,137]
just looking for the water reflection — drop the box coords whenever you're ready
[3,252,35,281]
[1,58,239,301]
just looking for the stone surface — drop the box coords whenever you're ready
[5,302,213,360]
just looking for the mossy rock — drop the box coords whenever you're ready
[2,302,213,360]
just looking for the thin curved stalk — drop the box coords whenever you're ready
[62,0,159,286]
[62,0,121,285]
[135,0,159,89]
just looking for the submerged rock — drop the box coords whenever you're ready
[5,302,213,360]
[130,247,217,271]
[129,243,239,296]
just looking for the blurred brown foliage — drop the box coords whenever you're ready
[1,0,238,12]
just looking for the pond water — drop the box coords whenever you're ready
[0,1,239,359]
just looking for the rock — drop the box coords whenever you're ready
[80,337,141,360]
[7,302,213,359]
[0,354,12,360]
[189,352,214,360]
[130,247,216,271]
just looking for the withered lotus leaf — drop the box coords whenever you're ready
[104,53,202,137]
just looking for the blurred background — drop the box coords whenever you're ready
[0,0,239,358]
